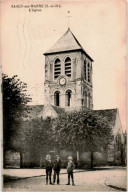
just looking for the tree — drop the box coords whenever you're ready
[2,74,31,166]
[51,110,113,168]
[12,117,53,167]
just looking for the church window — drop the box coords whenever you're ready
[65,57,71,77]
[54,91,60,106]
[54,58,61,79]
[65,90,72,106]
[88,63,90,82]
[84,60,86,80]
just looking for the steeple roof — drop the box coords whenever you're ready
[44,28,93,61]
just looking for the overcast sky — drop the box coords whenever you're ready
[1,0,126,131]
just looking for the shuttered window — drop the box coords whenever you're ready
[65,57,71,77]
[54,58,61,79]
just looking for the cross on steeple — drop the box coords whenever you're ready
[66,10,72,29]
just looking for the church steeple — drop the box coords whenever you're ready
[44,29,93,111]
[44,28,93,62]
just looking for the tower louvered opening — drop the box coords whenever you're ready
[65,57,71,77]
[54,58,61,79]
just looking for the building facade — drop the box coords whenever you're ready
[44,28,93,111]
[4,29,126,168]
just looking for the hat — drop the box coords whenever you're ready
[67,156,73,160]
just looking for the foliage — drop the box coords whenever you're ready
[12,117,53,154]
[2,74,31,151]
[51,110,113,153]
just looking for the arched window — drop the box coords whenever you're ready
[54,58,61,79]
[65,90,72,106]
[84,60,86,80]
[65,57,71,77]
[88,63,90,82]
[54,91,60,106]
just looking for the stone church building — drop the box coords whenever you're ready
[5,28,126,168]
[44,28,93,113]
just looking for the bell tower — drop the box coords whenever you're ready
[44,28,94,111]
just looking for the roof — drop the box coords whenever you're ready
[92,109,118,127]
[23,104,65,120]
[24,105,117,128]
[44,28,93,62]
[51,105,66,115]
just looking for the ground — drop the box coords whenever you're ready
[2,167,127,192]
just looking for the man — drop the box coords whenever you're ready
[66,156,75,186]
[53,155,61,184]
[45,155,53,185]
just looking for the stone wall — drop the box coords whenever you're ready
[4,150,112,169]
[5,151,20,168]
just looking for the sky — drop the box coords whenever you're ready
[1,0,126,131]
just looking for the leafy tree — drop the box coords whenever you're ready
[2,74,31,166]
[51,110,113,168]
[12,117,53,167]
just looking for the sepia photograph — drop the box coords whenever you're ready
[0,0,127,192]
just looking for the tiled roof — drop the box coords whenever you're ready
[44,28,93,61]
[64,108,118,128]
[90,109,118,127]
[24,105,117,128]
[51,105,66,114]
[23,104,66,120]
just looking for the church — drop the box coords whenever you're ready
[5,28,126,168]
[43,28,93,112]
[25,28,125,167]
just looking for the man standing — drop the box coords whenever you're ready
[66,156,75,186]
[45,155,53,185]
[53,155,61,184]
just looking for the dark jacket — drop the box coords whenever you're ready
[53,159,61,171]
[45,160,53,171]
